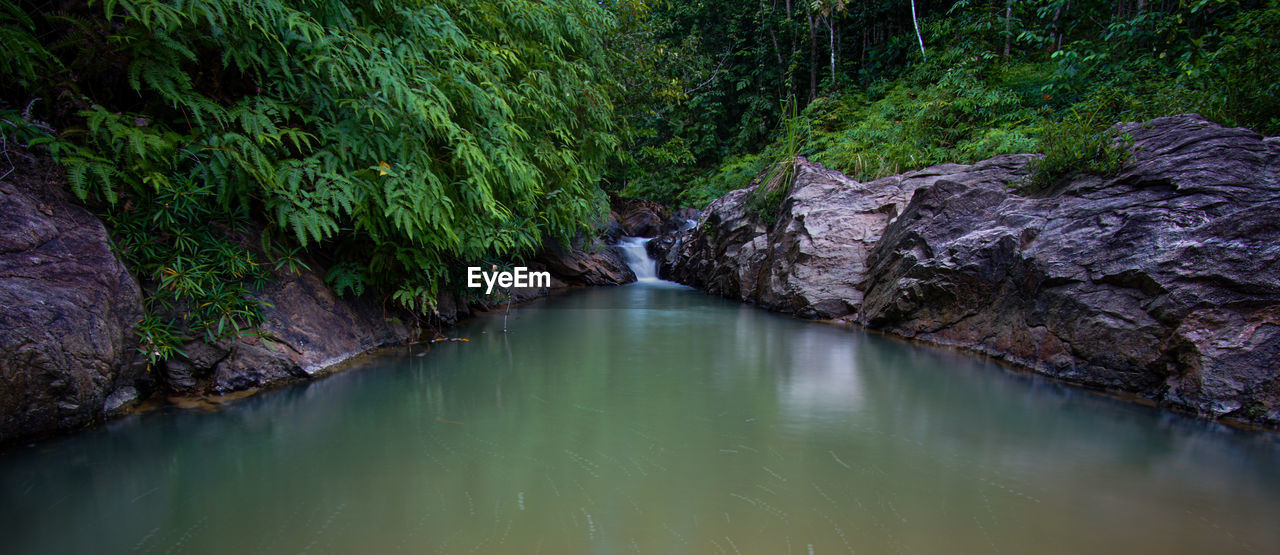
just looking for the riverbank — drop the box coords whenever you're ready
[0,147,644,445]
[655,114,1280,429]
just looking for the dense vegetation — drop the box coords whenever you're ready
[1,0,617,360]
[2,0,1277,361]
[608,0,1280,206]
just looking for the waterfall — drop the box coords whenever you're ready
[617,236,658,280]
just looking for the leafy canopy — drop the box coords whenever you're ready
[1,0,620,360]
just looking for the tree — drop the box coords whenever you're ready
[911,0,926,60]
[812,0,848,90]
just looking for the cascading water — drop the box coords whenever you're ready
[616,236,658,280]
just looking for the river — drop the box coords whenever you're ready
[2,280,1279,553]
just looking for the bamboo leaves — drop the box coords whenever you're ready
[2,0,620,360]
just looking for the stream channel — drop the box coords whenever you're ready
[2,245,1279,554]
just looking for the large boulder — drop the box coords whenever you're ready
[0,152,148,442]
[536,238,636,286]
[612,197,674,237]
[660,154,1036,318]
[207,262,412,393]
[860,114,1280,424]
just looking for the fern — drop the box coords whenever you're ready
[2,0,622,356]
[325,262,367,297]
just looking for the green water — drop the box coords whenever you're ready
[2,282,1279,554]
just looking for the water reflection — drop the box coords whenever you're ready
[776,324,864,425]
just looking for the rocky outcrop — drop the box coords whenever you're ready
[612,197,676,237]
[537,239,636,286]
[659,154,1037,318]
[0,150,417,439]
[204,263,413,393]
[664,114,1280,427]
[0,151,148,442]
[861,115,1280,424]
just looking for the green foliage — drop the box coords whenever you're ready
[602,0,930,208]
[2,0,620,361]
[748,98,806,225]
[792,45,1047,183]
[1172,1,1280,134]
[0,3,59,90]
[679,152,769,209]
[1024,107,1134,194]
[609,0,1280,209]
[0,102,54,148]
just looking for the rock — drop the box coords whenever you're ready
[661,154,1036,318]
[536,239,636,286]
[181,340,229,372]
[0,151,148,443]
[163,358,200,392]
[211,259,412,393]
[612,197,672,238]
[860,114,1280,425]
[159,339,227,393]
[646,233,678,261]
[601,212,626,245]
[433,292,471,327]
[674,207,701,222]
[666,114,1280,427]
[102,386,139,417]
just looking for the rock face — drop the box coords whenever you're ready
[0,152,147,442]
[204,263,413,393]
[659,154,1037,318]
[612,197,674,237]
[664,114,1280,426]
[537,239,636,286]
[861,115,1280,424]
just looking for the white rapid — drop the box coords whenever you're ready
[616,236,658,280]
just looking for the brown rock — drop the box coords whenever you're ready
[660,154,1036,318]
[860,114,1280,423]
[536,239,636,286]
[211,261,411,393]
[612,197,673,237]
[0,151,148,442]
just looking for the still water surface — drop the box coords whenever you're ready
[3,282,1279,554]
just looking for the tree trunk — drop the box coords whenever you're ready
[911,0,926,61]
[828,15,837,90]
[1058,1,1071,51]
[1050,4,1061,53]
[765,0,783,66]
[808,12,817,100]
[1004,0,1012,58]
[787,0,796,94]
